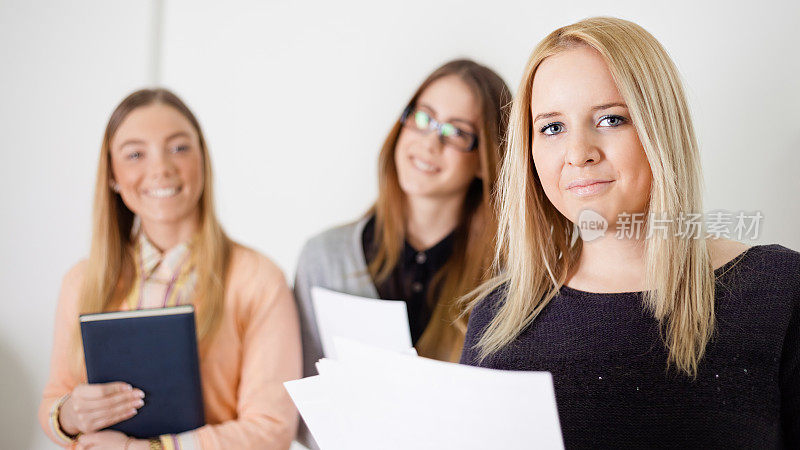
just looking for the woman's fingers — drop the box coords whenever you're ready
[76,382,132,400]
[82,388,144,413]
[67,382,144,433]
[88,403,140,430]
[81,389,144,430]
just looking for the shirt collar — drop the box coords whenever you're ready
[137,232,191,279]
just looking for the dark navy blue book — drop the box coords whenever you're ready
[80,305,205,438]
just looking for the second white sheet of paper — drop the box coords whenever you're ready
[285,336,564,450]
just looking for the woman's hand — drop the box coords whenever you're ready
[76,430,151,450]
[59,382,145,435]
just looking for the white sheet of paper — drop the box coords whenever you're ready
[311,286,413,359]
[285,341,564,450]
[333,336,417,362]
[284,375,355,450]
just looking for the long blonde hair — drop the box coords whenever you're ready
[73,88,231,370]
[370,59,511,362]
[466,17,714,377]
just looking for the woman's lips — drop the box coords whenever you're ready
[410,156,440,174]
[566,179,614,197]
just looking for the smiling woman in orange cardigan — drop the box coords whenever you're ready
[38,88,301,450]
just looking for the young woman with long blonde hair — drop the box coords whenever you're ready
[460,17,799,448]
[39,89,301,450]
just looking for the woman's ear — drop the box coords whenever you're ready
[109,180,120,193]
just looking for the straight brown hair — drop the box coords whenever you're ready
[71,88,231,372]
[370,59,511,362]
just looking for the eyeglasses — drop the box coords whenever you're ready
[400,106,479,152]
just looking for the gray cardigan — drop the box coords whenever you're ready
[293,215,378,376]
[292,216,377,449]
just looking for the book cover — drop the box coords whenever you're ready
[80,305,205,438]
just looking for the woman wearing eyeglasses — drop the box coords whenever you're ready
[293,58,510,369]
[293,59,509,448]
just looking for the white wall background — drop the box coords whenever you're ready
[158,0,800,275]
[1,0,798,448]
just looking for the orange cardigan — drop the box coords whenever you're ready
[39,244,302,449]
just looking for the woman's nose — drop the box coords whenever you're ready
[147,147,177,179]
[564,129,600,167]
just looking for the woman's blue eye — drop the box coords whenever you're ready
[541,122,564,136]
[598,115,626,127]
[171,145,189,153]
[127,151,142,160]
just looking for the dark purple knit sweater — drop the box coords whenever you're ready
[460,244,799,449]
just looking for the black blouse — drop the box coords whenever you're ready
[361,216,454,344]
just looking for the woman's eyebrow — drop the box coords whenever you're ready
[591,102,627,111]
[416,102,437,116]
[117,139,145,150]
[165,131,191,141]
[533,111,562,123]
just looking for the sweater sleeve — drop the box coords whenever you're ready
[293,239,325,379]
[186,256,302,450]
[38,261,87,447]
[780,266,800,447]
